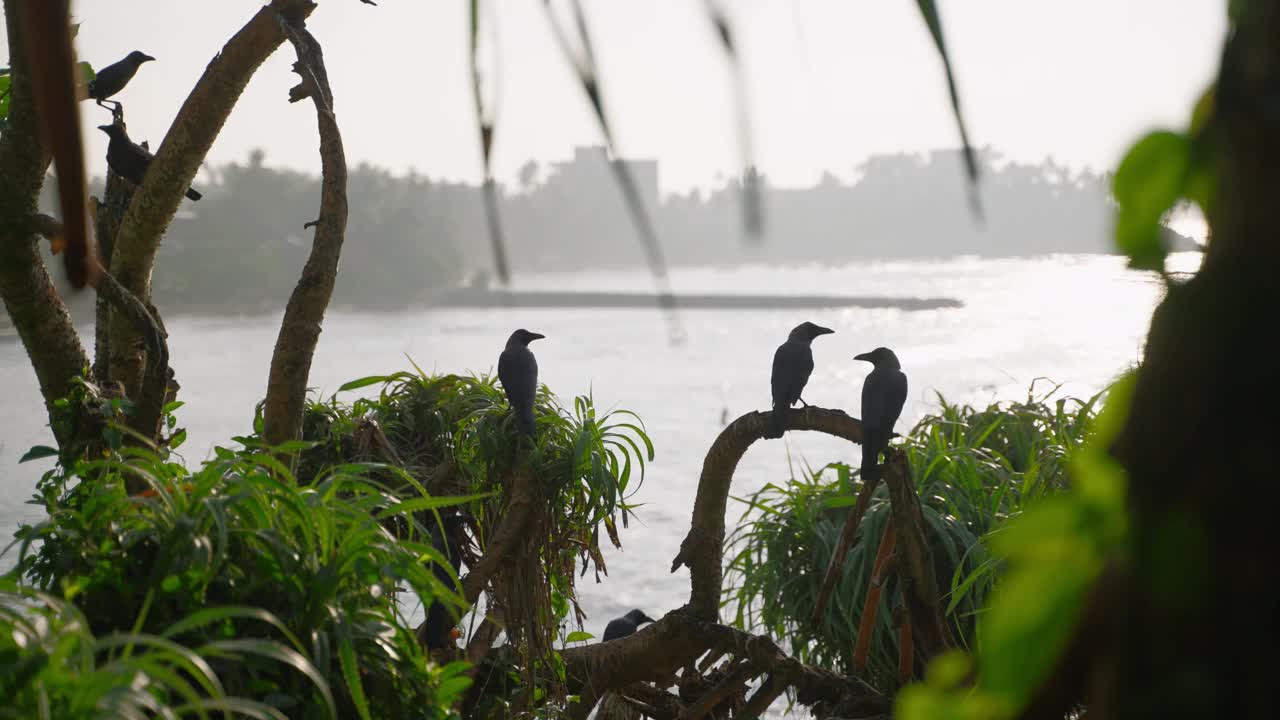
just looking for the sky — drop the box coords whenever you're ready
[5,1,1228,195]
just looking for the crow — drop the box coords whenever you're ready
[498,329,545,437]
[767,321,835,438]
[97,124,202,201]
[421,513,474,651]
[603,609,656,641]
[854,347,907,482]
[87,51,154,108]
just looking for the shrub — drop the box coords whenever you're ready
[7,444,471,719]
[725,382,1102,692]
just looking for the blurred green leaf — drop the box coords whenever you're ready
[77,61,95,84]
[565,630,593,643]
[0,72,10,123]
[913,0,981,214]
[1113,130,1190,271]
[19,445,59,463]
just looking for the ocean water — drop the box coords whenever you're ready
[0,254,1192,711]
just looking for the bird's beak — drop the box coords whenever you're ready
[529,332,546,341]
[96,125,112,135]
[141,54,156,63]
[853,352,872,362]
[816,326,835,336]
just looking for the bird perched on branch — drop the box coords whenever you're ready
[421,513,474,651]
[97,124,202,201]
[498,329,544,437]
[767,321,835,438]
[854,347,907,482]
[603,609,656,641]
[87,51,155,108]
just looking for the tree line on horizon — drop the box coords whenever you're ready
[38,144,1196,317]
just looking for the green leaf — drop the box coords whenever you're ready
[1113,130,1190,271]
[202,639,337,720]
[19,445,59,463]
[335,621,371,720]
[337,375,390,392]
[377,492,494,519]
[0,73,12,121]
[914,0,981,211]
[565,630,594,643]
[77,61,95,84]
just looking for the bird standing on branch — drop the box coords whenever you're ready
[98,124,202,201]
[854,347,907,482]
[421,513,473,651]
[602,609,656,641]
[498,329,544,437]
[767,321,835,438]
[87,51,155,109]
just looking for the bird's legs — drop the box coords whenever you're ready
[797,397,811,408]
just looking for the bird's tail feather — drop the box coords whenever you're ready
[862,433,886,482]
[517,406,536,437]
[766,404,785,439]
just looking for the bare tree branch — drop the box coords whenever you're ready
[880,450,957,659]
[811,469,882,624]
[261,13,349,449]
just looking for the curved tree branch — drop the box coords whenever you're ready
[670,407,865,619]
[261,14,349,448]
[107,0,317,398]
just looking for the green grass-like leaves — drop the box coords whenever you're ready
[7,440,471,719]
[726,381,1102,692]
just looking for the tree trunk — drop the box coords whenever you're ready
[0,0,90,450]
[1103,5,1280,717]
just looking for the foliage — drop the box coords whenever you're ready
[297,368,652,619]
[897,374,1133,719]
[725,382,1103,692]
[1111,83,1215,272]
[6,432,472,719]
[0,576,328,720]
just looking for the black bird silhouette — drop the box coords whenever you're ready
[97,124,202,201]
[87,51,154,108]
[421,513,473,651]
[602,609,656,641]
[854,347,908,482]
[498,329,544,437]
[767,321,835,438]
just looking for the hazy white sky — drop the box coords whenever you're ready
[6,1,1227,193]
